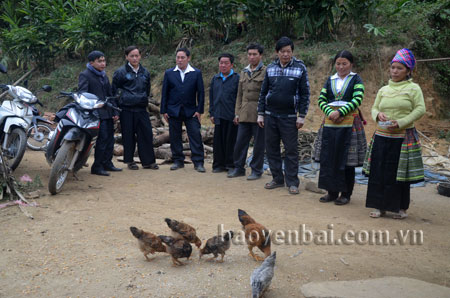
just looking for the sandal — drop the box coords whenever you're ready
[393,210,408,219]
[369,209,386,218]
[127,162,139,170]
[264,180,284,189]
[288,186,299,195]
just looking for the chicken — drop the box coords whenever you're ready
[129,226,166,261]
[238,209,271,261]
[199,231,234,262]
[158,235,193,266]
[251,251,276,298]
[164,218,202,248]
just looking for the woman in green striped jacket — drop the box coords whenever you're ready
[313,50,367,206]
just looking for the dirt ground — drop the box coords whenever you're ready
[1,150,450,298]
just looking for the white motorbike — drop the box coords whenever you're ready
[0,64,52,170]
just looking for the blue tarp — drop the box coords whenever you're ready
[249,155,449,187]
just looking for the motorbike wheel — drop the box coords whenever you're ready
[48,141,75,195]
[4,127,27,171]
[27,123,53,151]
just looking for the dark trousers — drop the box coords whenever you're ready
[120,109,156,166]
[265,115,299,187]
[168,114,204,166]
[213,119,238,170]
[233,122,265,175]
[92,118,115,172]
[328,166,355,198]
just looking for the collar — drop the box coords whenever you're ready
[127,62,140,73]
[220,69,234,81]
[277,58,294,68]
[244,61,264,73]
[174,64,195,73]
[331,72,356,80]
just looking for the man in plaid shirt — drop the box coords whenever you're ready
[257,36,310,195]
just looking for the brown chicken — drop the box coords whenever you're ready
[238,209,271,261]
[164,218,202,248]
[199,231,234,262]
[158,235,193,266]
[129,226,166,261]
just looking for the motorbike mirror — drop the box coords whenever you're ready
[42,85,52,92]
[0,64,6,74]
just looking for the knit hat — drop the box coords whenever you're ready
[391,48,415,70]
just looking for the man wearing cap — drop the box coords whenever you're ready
[78,50,121,176]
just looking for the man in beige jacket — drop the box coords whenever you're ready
[227,43,266,180]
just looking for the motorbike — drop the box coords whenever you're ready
[45,91,119,195]
[0,63,51,170]
[24,90,54,151]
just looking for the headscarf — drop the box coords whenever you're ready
[391,48,416,70]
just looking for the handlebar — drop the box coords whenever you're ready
[0,84,8,91]
[105,102,122,112]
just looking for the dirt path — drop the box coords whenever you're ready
[1,150,450,297]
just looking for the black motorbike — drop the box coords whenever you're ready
[46,91,119,195]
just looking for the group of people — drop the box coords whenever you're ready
[78,36,425,219]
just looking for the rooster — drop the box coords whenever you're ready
[238,209,271,261]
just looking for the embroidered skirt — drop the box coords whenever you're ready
[314,114,367,192]
[362,127,424,183]
[313,115,367,167]
[363,127,424,212]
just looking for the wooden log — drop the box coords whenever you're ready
[148,102,160,114]
[155,148,172,160]
[153,131,170,147]
[203,145,213,153]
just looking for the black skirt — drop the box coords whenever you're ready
[365,135,410,212]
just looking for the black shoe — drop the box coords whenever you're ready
[247,172,262,180]
[212,167,226,173]
[104,165,122,172]
[227,168,245,178]
[194,165,206,173]
[335,196,350,205]
[170,163,184,170]
[143,163,159,170]
[319,194,337,203]
[127,162,139,170]
[91,170,110,176]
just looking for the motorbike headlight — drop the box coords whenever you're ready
[75,92,100,110]
[93,102,105,109]
[8,86,37,103]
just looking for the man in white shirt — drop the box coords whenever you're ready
[161,48,206,172]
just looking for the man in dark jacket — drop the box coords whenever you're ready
[78,50,121,176]
[160,48,205,172]
[112,46,158,170]
[209,53,240,174]
[257,37,310,195]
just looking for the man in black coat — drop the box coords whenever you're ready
[78,50,121,176]
[160,47,205,172]
[209,53,240,174]
[112,46,158,170]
